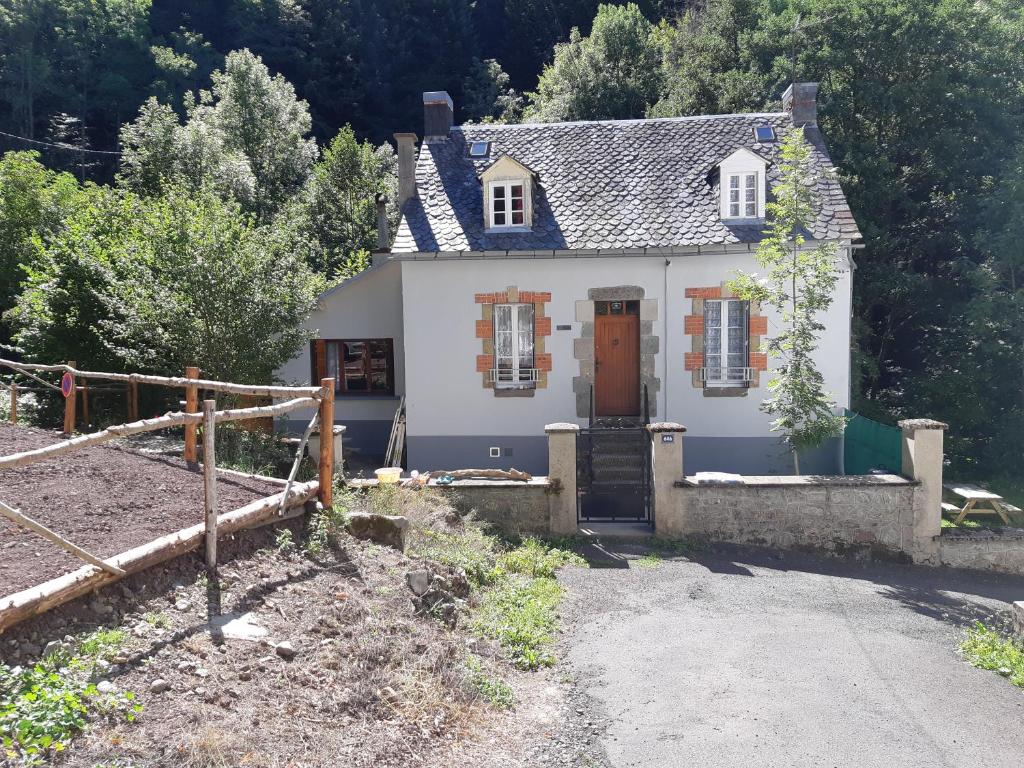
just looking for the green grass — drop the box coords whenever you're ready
[76,629,126,662]
[497,536,586,578]
[411,527,499,587]
[634,552,663,568]
[960,623,1024,687]
[465,656,514,709]
[473,575,564,670]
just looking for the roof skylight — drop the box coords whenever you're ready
[753,125,776,142]
[469,141,490,157]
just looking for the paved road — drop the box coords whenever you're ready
[558,543,1024,768]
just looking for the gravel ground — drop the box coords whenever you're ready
[554,540,1024,768]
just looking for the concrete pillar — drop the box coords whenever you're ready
[648,422,686,537]
[545,423,579,535]
[899,418,947,557]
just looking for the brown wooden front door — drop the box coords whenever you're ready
[594,311,640,416]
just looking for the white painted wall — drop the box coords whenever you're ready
[400,249,853,440]
[276,260,405,427]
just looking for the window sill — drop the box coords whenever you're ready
[493,386,536,398]
[721,216,764,225]
[334,393,401,401]
[703,386,749,397]
[485,225,531,234]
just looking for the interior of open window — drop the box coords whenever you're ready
[316,339,395,395]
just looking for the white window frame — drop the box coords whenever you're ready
[702,298,751,387]
[488,180,527,229]
[492,302,536,388]
[719,148,766,220]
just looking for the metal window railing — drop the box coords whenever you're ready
[700,366,755,384]
[488,368,541,385]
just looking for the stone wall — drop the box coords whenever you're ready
[672,475,921,558]
[939,530,1024,576]
[434,479,552,534]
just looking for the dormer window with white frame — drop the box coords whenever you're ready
[479,154,535,232]
[718,148,767,221]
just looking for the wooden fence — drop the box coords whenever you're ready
[0,360,336,633]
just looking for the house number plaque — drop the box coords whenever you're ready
[662,435,674,443]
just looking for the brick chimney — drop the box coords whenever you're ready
[394,132,417,208]
[782,82,818,126]
[423,91,454,139]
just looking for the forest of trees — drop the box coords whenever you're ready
[0,0,1022,487]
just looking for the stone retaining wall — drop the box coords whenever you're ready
[433,479,552,534]
[939,530,1024,575]
[672,475,922,558]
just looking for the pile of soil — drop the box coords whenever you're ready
[0,423,281,595]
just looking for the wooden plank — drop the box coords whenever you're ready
[9,383,15,425]
[945,484,1004,501]
[0,358,323,399]
[0,500,125,576]
[0,480,318,633]
[318,377,335,508]
[0,397,318,471]
[202,400,218,571]
[62,360,76,435]
[184,366,199,464]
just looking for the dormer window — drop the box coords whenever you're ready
[718,148,767,220]
[726,173,759,218]
[489,181,525,227]
[479,154,535,232]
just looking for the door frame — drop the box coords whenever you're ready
[593,300,641,417]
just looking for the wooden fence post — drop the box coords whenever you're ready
[126,381,138,422]
[80,383,89,430]
[202,399,218,572]
[9,384,16,424]
[184,366,199,464]
[318,378,334,508]
[63,360,76,436]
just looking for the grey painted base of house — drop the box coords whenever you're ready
[684,436,842,475]
[407,436,550,476]
[283,419,392,458]
[406,434,841,476]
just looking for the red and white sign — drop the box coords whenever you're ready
[60,372,74,398]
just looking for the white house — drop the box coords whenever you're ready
[277,83,860,488]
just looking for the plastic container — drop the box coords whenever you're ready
[374,467,402,484]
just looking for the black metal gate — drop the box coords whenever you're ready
[576,425,651,522]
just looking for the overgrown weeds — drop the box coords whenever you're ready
[1,631,141,766]
[960,622,1024,686]
[212,424,316,479]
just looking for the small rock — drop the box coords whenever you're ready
[174,599,193,612]
[42,640,65,658]
[238,670,252,681]
[96,681,116,694]
[177,661,193,672]
[149,678,170,693]
[275,641,297,660]
[347,511,408,551]
[406,569,432,596]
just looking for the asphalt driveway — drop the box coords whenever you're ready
[558,542,1024,768]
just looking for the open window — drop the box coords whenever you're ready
[492,303,537,388]
[313,339,395,395]
[702,299,751,386]
[718,148,767,220]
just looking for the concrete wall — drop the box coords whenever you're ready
[399,250,853,474]
[276,261,405,457]
[672,475,920,557]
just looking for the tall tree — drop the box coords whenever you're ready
[525,2,663,122]
[730,128,846,473]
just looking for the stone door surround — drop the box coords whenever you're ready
[573,286,660,418]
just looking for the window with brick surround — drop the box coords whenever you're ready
[312,339,394,395]
[703,299,750,385]
[493,303,536,387]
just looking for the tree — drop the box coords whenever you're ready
[118,49,317,221]
[284,125,398,280]
[9,184,323,383]
[525,3,663,122]
[729,128,846,473]
[462,58,524,124]
[0,151,82,348]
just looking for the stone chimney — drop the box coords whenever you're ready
[374,194,389,252]
[782,82,818,126]
[423,91,454,139]
[394,132,417,209]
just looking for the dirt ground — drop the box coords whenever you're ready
[0,423,281,595]
[0,517,588,768]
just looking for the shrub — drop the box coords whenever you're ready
[961,622,1024,687]
[497,537,585,578]
[473,576,563,670]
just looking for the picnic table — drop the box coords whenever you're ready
[942,483,1012,525]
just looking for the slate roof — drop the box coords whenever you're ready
[391,112,860,254]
